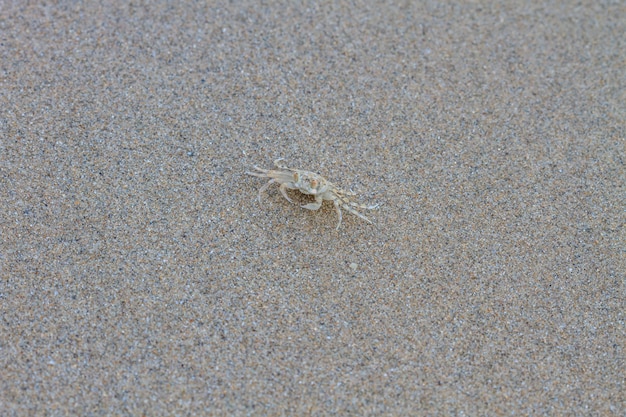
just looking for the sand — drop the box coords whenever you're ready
[1,1,624,415]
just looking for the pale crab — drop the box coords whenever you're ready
[246,159,379,230]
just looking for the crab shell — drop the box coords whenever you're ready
[292,172,332,196]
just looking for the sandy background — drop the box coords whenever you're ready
[1,1,624,415]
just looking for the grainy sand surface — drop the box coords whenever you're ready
[1,1,624,415]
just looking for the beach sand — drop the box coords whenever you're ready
[1,1,624,414]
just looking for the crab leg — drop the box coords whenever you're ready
[257,179,275,203]
[279,183,296,204]
[333,199,343,230]
[348,201,380,210]
[341,204,373,224]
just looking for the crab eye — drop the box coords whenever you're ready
[310,179,318,188]
[293,173,299,182]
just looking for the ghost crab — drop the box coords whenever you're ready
[246,158,379,230]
